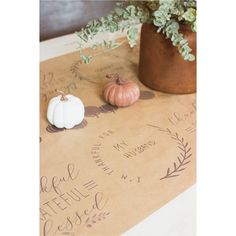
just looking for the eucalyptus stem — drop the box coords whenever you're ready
[76,0,197,63]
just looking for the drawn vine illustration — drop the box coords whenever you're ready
[85,212,110,228]
[70,60,81,78]
[148,125,192,180]
[70,60,98,84]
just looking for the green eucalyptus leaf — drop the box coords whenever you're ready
[192,20,197,32]
[182,8,196,22]
[80,55,93,64]
[127,27,139,48]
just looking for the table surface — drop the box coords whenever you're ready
[40,32,196,236]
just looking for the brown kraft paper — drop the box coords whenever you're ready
[40,38,196,236]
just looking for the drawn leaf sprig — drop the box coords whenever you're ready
[85,212,110,228]
[70,60,82,79]
[70,60,97,84]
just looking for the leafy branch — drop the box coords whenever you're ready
[160,131,192,180]
[76,0,197,63]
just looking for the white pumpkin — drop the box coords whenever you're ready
[47,92,85,129]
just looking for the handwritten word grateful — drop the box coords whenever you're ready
[40,163,79,195]
[40,186,89,221]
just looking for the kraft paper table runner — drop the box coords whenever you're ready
[40,38,196,236]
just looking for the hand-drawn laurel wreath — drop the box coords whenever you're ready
[148,125,192,180]
[85,211,110,228]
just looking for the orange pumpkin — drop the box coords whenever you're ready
[103,74,140,107]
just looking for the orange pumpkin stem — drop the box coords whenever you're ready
[106,74,125,85]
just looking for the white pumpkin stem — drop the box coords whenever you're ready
[57,90,68,101]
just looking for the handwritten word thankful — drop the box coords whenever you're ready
[168,102,196,127]
[40,163,79,195]
[91,143,114,175]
